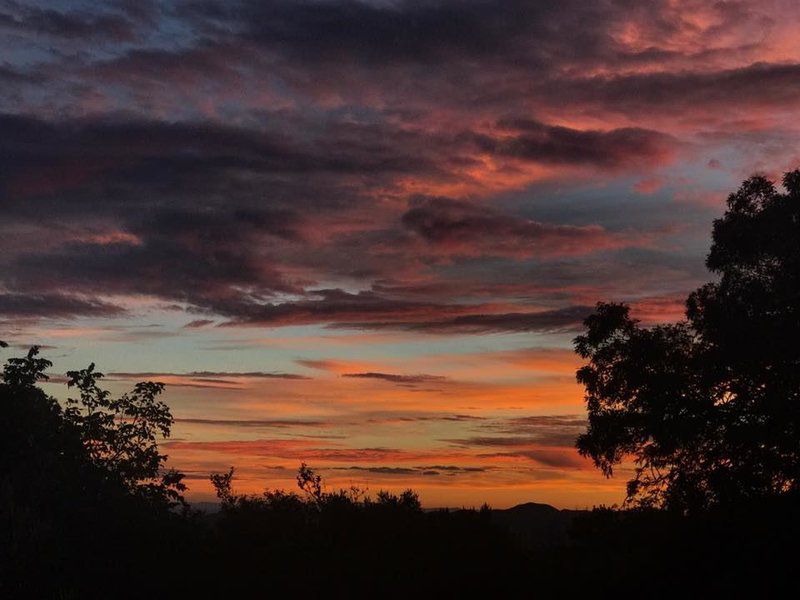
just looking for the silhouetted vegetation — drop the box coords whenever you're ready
[577,171,800,513]
[1,347,193,599]
[0,346,528,598]
[3,172,800,597]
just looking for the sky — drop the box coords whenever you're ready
[3,0,800,508]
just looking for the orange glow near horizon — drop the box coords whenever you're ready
[34,345,618,509]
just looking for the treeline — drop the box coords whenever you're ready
[1,345,798,599]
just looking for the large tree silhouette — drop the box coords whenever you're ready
[0,345,189,597]
[576,171,800,512]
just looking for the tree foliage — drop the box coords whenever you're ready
[576,171,800,511]
[64,363,186,508]
[1,345,185,509]
[0,345,189,597]
[3,345,52,387]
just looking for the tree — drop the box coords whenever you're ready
[0,346,193,598]
[576,170,800,512]
[0,346,185,509]
[64,362,186,508]
[3,344,52,387]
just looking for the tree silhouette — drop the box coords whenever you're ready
[64,363,186,508]
[0,345,190,597]
[576,171,800,512]
[0,347,185,509]
[3,345,52,387]
[296,461,324,502]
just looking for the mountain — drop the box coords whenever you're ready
[491,502,587,548]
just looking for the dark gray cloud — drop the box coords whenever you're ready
[0,292,124,318]
[545,62,800,117]
[183,319,215,328]
[0,63,42,84]
[446,414,588,466]
[480,415,588,447]
[175,418,328,428]
[212,289,481,328]
[341,372,446,386]
[402,196,629,258]
[0,1,138,41]
[334,465,488,476]
[108,370,311,380]
[174,0,770,76]
[336,305,592,334]
[478,449,587,468]
[476,121,675,169]
[176,0,592,66]
[444,413,589,467]
[335,466,417,475]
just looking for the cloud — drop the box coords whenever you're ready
[341,305,592,334]
[2,112,636,327]
[295,359,341,371]
[183,319,215,328]
[362,413,487,424]
[0,3,138,42]
[402,196,637,259]
[0,63,42,84]
[0,292,124,318]
[188,371,310,380]
[335,466,417,475]
[0,3,794,337]
[478,415,588,447]
[214,291,589,334]
[213,288,492,329]
[165,439,430,463]
[333,465,488,476]
[174,418,329,429]
[479,449,588,469]
[108,370,311,381]
[547,62,800,118]
[174,1,785,77]
[341,372,447,386]
[444,414,589,468]
[478,120,675,169]
[0,112,401,203]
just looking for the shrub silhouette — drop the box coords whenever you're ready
[203,463,525,596]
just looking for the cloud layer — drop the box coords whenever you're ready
[4,0,800,506]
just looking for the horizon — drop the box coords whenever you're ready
[5,0,800,509]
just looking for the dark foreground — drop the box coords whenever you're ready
[5,440,799,599]
[1,347,798,598]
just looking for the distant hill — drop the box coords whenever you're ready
[490,502,587,548]
[192,501,222,514]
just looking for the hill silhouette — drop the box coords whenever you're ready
[490,502,583,548]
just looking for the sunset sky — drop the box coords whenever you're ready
[3,0,800,508]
